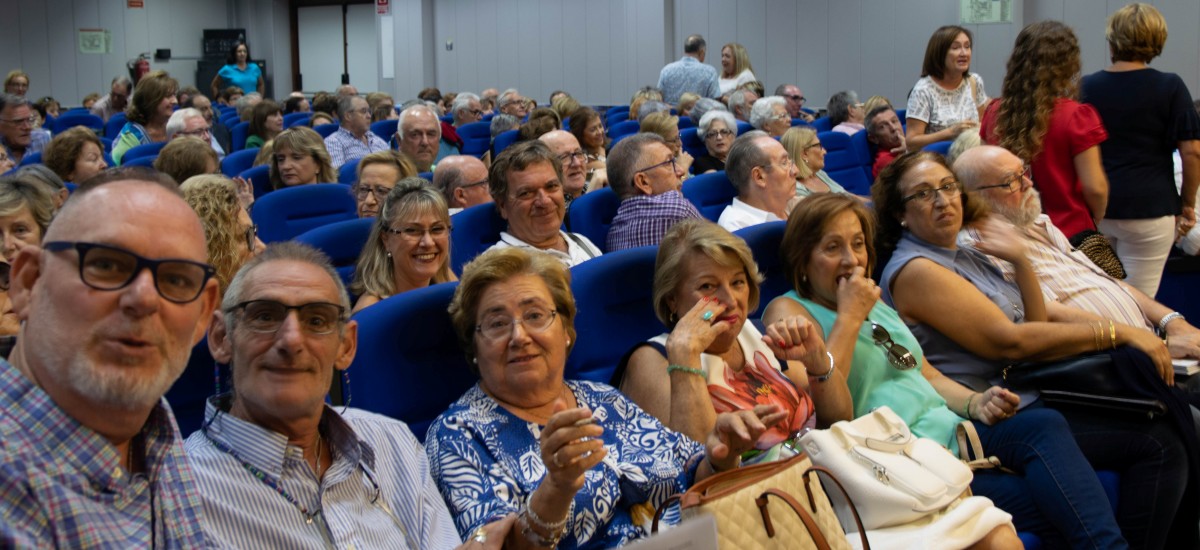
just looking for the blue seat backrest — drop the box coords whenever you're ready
[607,119,640,141]
[250,183,358,243]
[240,165,272,199]
[458,121,492,157]
[895,109,906,125]
[418,171,433,181]
[313,123,340,138]
[678,117,695,129]
[449,203,507,275]
[18,152,42,167]
[734,222,789,318]
[565,187,619,253]
[492,129,519,157]
[105,112,127,138]
[220,148,260,177]
[294,217,375,288]
[123,155,157,168]
[681,127,707,161]
[811,117,833,132]
[52,112,104,135]
[682,170,737,222]
[349,282,477,441]
[370,119,398,140]
[164,336,221,437]
[283,112,311,128]
[100,136,113,152]
[566,245,662,383]
[338,158,363,184]
[230,121,250,152]
[121,141,166,164]
[736,121,753,136]
[819,131,856,173]
[923,140,953,156]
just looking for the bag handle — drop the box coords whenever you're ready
[803,466,871,549]
[650,494,682,535]
[756,489,831,550]
[955,421,1012,473]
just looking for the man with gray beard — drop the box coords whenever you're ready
[0,168,220,546]
[955,145,1200,359]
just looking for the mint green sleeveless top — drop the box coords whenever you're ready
[785,291,963,449]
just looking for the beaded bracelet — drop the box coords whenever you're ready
[667,364,705,377]
[521,500,573,548]
[520,514,562,548]
[526,499,573,532]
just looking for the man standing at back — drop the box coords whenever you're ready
[0,169,220,546]
[657,34,721,104]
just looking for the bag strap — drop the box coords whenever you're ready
[650,494,682,535]
[756,489,831,550]
[565,232,598,259]
[955,420,1013,473]
[803,466,871,549]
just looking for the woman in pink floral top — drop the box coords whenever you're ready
[615,219,853,462]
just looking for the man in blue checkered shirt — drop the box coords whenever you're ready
[0,169,219,547]
[605,133,702,252]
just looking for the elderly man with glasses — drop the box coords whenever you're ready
[538,130,591,202]
[0,169,220,545]
[325,95,389,170]
[90,75,133,122]
[183,241,514,548]
[718,131,798,232]
[0,93,49,165]
[432,155,492,215]
[605,133,700,251]
[775,83,814,123]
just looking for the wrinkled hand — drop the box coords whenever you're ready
[677,151,694,175]
[761,316,825,371]
[1123,326,1173,385]
[706,404,788,471]
[836,266,881,323]
[1177,206,1196,241]
[971,217,1028,264]
[971,386,1020,425]
[1167,322,1200,359]
[588,167,609,189]
[232,176,255,209]
[456,514,517,550]
[539,400,606,494]
[666,297,733,359]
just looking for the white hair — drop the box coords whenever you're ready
[749,96,786,129]
[166,108,204,140]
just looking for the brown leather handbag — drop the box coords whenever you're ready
[651,452,868,549]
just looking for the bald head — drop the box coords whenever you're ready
[432,155,491,209]
[952,145,1011,191]
[51,179,206,254]
[955,145,1041,227]
[539,130,587,197]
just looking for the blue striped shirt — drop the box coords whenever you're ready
[0,358,207,548]
[185,398,461,549]
[324,127,389,170]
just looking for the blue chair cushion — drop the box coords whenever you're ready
[294,217,375,289]
[565,187,620,253]
[566,245,662,383]
[250,183,358,243]
[682,171,737,222]
[449,203,506,275]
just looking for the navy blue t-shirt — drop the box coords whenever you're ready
[1080,68,1200,219]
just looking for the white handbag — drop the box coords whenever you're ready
[799,406,973,530]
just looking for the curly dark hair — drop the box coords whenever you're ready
[992,21,1080,164]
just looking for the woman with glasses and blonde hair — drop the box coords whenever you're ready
[764,192,1128,548]
[781,126,859,201]
[269,126,336,190]
[350,177,456,312]
[112,70,178,164]
[640,111,693,178]
[352,149,417,218]
[718,43,756,98]
[181,174,265,298]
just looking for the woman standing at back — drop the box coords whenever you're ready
[1080,2,1200,296]
[717,43,757,99]
[905,26,989,152]
[981,20,1109,244]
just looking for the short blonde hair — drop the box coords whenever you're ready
[677,93,700,117]
[721,43,755,78]
[1106,2,1167,62]
[781,126,818,179]
[181,174,245,296]
[639,111,680,142]
[448,247,577,371]
[0,173,55,238]
[550,95,580,120]
[269,126,336,189]
[355,150,417,186]
[652,219,763,329]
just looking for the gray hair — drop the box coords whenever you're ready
[690,98,727,125]
[431,155,474,203]
[607,133,667,200]
[637,100,671,122]
[773,84,793,96]
[451,92,480,118]
[749,96,785,129]
[165,108,204,140]
[336,94,363,120]
[15,164,66,194]
[398,103,441,138]
[725,130,771,192]
[684,34,707,54]
[221,241,351,334]
[235,92,262,120]
[498,89,522,110]
[0,93,30,114]
[490,113,520,140]
[729,89,754,116]
[112,75,133,94]
[698,109,737,138]
[827,90,859,126]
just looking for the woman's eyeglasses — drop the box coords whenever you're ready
[871,322,917,370]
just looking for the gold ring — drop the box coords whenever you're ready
[473,526,488,543]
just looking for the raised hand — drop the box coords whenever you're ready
[706,404,788,471]
[539,400,607,494]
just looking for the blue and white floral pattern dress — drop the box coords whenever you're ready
[425,380,706,550]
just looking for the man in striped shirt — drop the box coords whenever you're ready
[0,169,220,546]
[184,241,513,548]
[956,146,1200,359]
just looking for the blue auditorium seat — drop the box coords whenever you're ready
[811,116,833,132]
[681,127,707,162]
[294,217,375,289]
[418,171,433,181]
[283,112,311,128]
[566,245,661,383]
[607,119,640,142]
[51,112,104,135]
[18,152,41,167]
[230,121,250,152]
[164,337,221,437]
[565,187,619,253]
[458,121,491,157]
[449,203,506,275]
[120,141,166,164]
[123,155,157,168]
[240,165,272,199]
[313,123,340,138]
[682,170,737,222]
[370,119,398,141]
[104,112,127,138]
[349,282,477,441]
[220,148,259,177]
[819,131,871,196]
[250,183,358,243]
[338,158,363,184]
[923,140,953,156]
[734,222,789,318]
[736,121,753,135]
[492,129,519,157]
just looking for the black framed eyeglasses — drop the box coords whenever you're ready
[354,184,393,201]
[636,157,677,175]
[244,224,258,251]
[476,307,558,341]
[788,94,807,105]
[459,179,489,190]
[871,322,917,370]
[972,166,1031,194]
[901,179,962,205]
[227,299,346,335]
[43,241,215,304]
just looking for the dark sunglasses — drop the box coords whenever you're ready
[871,322,917,370]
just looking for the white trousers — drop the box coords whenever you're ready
[1099,215,1176,297]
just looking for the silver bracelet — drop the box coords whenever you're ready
[525,498,573,532]
[808,351,835,382]
[1159,312,1185,335]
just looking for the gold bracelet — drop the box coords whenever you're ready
[1108,319,1117,350]
[1090,321,1102,352]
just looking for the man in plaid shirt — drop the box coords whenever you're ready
[0,168,219,547]
[606,133,701,252]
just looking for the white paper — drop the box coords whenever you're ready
[622,514,719,550]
